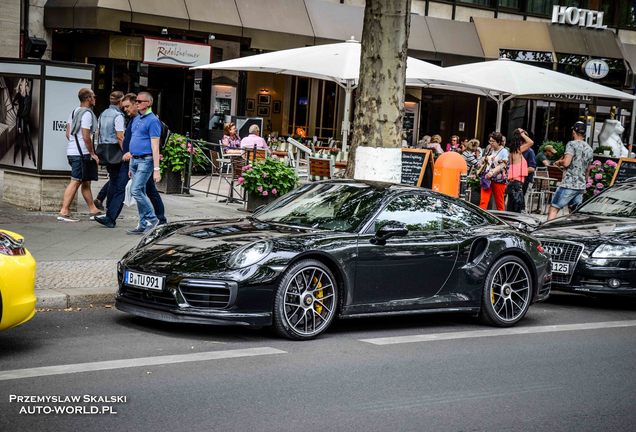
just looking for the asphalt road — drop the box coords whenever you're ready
[1,293,635,432]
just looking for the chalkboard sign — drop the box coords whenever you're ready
[610,158,636,185]
[401,149,432,187]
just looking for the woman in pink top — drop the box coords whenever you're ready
[221,122,241,149]
[505,132,529,213]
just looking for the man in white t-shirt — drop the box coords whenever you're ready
[57,88,102,222]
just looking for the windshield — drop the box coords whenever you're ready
[255,183,385,232]
[576,184,636,218]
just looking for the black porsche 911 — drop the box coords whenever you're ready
[525,179,636,296]
[116,180,551,340]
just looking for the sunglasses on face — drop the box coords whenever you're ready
[135,99,148,103]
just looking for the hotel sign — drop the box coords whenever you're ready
[143,37,211,68]
[551,5,606,29]
[582,59,610,79]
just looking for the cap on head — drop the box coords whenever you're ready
[572,121,586,135]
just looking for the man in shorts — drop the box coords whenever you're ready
[547,121,593,220]
[58,88,102,222]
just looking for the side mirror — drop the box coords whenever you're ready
[371,222,408,245]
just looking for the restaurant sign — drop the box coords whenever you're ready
[551,5,606,29]
[582,59,610,79]
[143,37,211,67]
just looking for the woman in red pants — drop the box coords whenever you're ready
[479,132,509,211]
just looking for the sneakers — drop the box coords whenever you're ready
[143,219,160,233]
[94,199,104,211]
[89,211,104,221]
[94,215,115,228]
[126,226,146,235]
[57,214,80,222]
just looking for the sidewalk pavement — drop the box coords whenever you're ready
[0,171,246,309]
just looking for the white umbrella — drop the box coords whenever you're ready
[445,59,636,131]
[193,38,476,151]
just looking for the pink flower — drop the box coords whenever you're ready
[242,165,252,171]
[594,173,602,180]
[262,190,269,196]
[606,160,617,167]
[593,189,601,195]
[596,183,604,189]
[181,143,186,148]
[159,154,164,160]
[593,160,602,166]
[237,177,244,184]
[262,172,268,178]
[257,186,263,192]
[271,188,278,195]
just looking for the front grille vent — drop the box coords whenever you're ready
[178,279,233,309]
[542,240,584,285]
[121,286,177,307]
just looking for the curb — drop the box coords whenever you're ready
[36,288,116,309]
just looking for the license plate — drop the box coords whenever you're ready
[552,262,570,274]
[125,270,164,291]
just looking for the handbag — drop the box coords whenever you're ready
[124,179,135,207]
[95,143,123,165]
[72,114,98,181]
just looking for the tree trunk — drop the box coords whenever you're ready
[346,0,412,182]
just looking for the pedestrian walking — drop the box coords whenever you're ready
[93,91,125,211]
[547,121,593,220]
[125,91,162,234]
[94,93,166,229]
[58,88,102,222]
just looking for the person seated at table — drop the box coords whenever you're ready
[462,139,481,171]
[446,135,461,152]
[221,122,241,150]
[240,124,270,152]
[427,134,444,155]
[536,144,556,167]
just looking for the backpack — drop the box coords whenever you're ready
[159,120,171,150]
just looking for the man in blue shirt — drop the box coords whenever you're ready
[126,91,162,234]
[94,93,166,229]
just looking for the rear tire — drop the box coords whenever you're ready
[479,255,532,327]
[273,259,338,340]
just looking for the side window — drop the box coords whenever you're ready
[373,195,443,233]
[372,194,487,233]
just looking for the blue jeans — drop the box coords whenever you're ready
[103,162,166,225]
[129,156,158,228]
[551,187,584,210]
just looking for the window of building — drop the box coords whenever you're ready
[498,0,520,10]
[499,49,554,69]
[316,81,339,139]
[457,0,495,8]
[287,77,310,136]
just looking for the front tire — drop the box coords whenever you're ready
[480,255,532,327]
[273,259,338,340]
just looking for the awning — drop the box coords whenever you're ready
[473,17,554,60]
[408,13,435,53]
[186,0,242,37]
[549,26,623,58]
[305,0,363,43]
[623,43,636,71]
[425,16,483,59]
[45,0,132,32]
[237,0,314,50]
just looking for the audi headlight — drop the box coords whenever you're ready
[227,241,272,269]
[592,244,636,258]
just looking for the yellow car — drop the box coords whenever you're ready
[0,230,36,330]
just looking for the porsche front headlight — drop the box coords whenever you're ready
[592,244,636,258]
[227,241,273,269]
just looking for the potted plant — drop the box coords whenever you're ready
[585,159,617,200]
[158,133,207,194]
[466,169,481,205]
[238,158,299,211]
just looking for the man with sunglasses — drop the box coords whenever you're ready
[94,93,166,229]
[122,91,162,234]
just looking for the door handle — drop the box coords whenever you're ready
[435,251,454,257]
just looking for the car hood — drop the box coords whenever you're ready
[533,214,636,243]
[122,218,317,273]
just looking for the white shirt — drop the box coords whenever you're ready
[66,108,93,156]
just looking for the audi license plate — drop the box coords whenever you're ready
[552,262,570,274]
[125,270,164,291]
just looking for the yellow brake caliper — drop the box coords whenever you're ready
[313,276,324,314]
